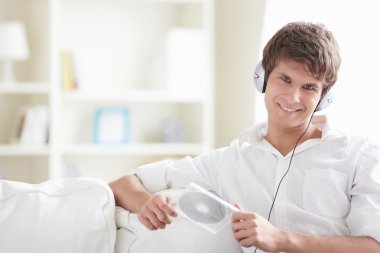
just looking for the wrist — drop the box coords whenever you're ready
[278,229,295,252]
[134,191,152,212]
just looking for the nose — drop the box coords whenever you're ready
[286,86,302,104]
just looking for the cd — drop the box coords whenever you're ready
[178,191,226,224]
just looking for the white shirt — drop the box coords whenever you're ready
[135,119,380,252]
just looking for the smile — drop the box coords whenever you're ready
[278,103,297,112]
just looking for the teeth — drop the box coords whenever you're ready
[280,104,296,112]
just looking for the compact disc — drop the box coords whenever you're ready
[178,191,226,224]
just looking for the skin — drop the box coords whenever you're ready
[264,59,323,156]
[109,58,380,252]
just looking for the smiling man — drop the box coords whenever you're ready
[264,60,325,156]
[110,22,380,253]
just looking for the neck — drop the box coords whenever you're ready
[265,122,321,156]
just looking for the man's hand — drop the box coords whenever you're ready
[109,175,178,231]
[138,194,178,230]
[231,205,286,252]
[232,206,380,253]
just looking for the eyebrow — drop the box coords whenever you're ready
[279,72,290,79]
[278,72,322,88]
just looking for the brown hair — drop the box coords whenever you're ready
[262,21,341,95]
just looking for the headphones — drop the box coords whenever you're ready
[254,61,334,111]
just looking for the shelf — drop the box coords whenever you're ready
[62,143,205,156]
[0,82,50,94]
[0,145,50,156]
[64,0,204,3]
[141,0,203,3]
[142,0,203,2]
[61,90,206,103]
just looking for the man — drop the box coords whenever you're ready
[110,22,380,252]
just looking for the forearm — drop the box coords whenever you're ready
[109,175,151,213]
[282,231,380,253]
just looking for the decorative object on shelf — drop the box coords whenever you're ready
[160,118,185,143]
[93,107,131,145]
[9,105,49,145]
[166,28,205,95]
[61,49,79,91]
[0,21,29,85]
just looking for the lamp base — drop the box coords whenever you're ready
[0,60,16,85]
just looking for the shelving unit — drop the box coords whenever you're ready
[61,90,206,103]
[0,145,49,156]
[0,0,52,183]
[0,82,50,94]
[61,143,204,156]
[0,0,214,183]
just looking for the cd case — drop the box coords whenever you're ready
[175,182,238,234]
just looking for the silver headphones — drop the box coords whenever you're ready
[254,61,334,111]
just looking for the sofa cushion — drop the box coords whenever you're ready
[0,177,116,253]
[115,189,242,253]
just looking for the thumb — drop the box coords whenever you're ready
[234,203,243,210]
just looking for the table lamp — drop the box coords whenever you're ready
[0,21,29,85]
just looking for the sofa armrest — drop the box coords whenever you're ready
[115,189,242,253]
[0,177,116,253]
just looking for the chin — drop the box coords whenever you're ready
[270,116,304,130]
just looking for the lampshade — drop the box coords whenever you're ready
[0,21,29,84]
[0,21,29,59]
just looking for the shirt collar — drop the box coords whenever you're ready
[248,115,347,158]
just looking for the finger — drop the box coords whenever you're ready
[232,211,250,222]
[145,211,166,229]
[239,237,256,248]
[232,210,257,222]
[151,205,172,224]
[234,227,259,248]
[234,203,242,210]
[233,227,250,241]
[158,211,172,224]
[160,197,177,217]
[153,196,176,222]
[239,239,252,248]
[138,215,157,231]
[231,218,249,232]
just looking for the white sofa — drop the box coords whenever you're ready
[0,177,242,253]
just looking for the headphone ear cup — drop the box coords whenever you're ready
[254,61,265,93]
[316,90,334,111]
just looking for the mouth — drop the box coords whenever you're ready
[278,103,298,113]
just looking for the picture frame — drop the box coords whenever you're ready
[93,107,130,144]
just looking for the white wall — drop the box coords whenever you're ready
[254,0,380,145]
[214,0,266,147]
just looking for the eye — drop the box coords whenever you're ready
[303,84,317,91]
[280,75,290,83]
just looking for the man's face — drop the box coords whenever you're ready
[264,59,324,131]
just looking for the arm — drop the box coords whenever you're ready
[109,152,224,230]
[283,232,379,253]
[231,210,380,253]
[109,175,150,213]
[109,175,177,230]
